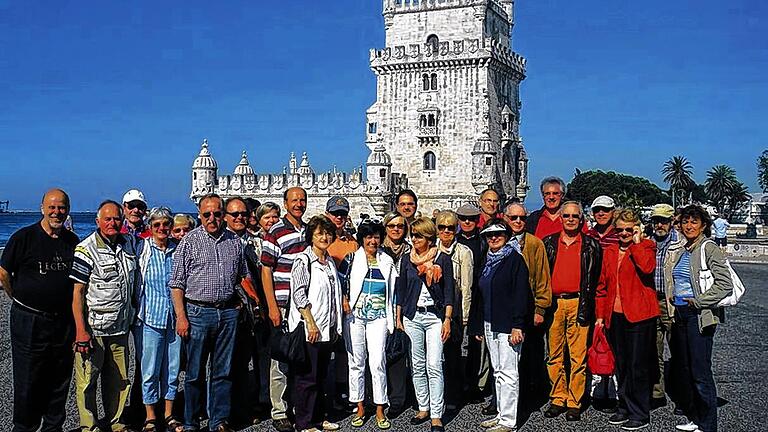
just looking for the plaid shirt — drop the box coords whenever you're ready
[169,226,247,303]
[261,216,306,307]
[654,229,679,294]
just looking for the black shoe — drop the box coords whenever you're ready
[593,398,618,413]
[608,413,629,425]
[543,404,567,418]
[481,402,498,416]
[565,408,581,421]
[651,397,667,410]
[430,424,445,432]
[387,406,405,419]
[621,419,649,431]
[272,418,295,432]
[410,414,430,426]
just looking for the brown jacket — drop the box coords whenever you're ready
[520,232,552,316]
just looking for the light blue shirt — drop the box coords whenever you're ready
[138,242,175,329]
[672,250,694,305]
[713,218,729,239]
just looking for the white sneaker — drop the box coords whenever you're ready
[675,421,699,431]
[480,417,499,428]
[322,420,340,431]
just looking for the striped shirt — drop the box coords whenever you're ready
[672,250,694,303]
[261,216,306,307]
[654,229,679,294]
[290,249,339,330]
[586,226,620,249]
[137,241,176,329]
[168,226,247,303]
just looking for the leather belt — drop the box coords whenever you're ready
[185,297,239,309]
[554,292,579,300]
[415,305,439,314]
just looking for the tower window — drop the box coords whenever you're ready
[368,122,377,134]
[430,73,438,90]
[427,34,439,53]
[379,168,387,178]
[419,115,427,127]
[485,156,493,166]
[193,172,197,180]
[424,151,436,171]
[427,114,435,127]
[422,74,430,91]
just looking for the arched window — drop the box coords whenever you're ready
[430,73,438,90]
[424,151,436,171]
[420,115,427,127]
[422,74,430,91]
[379,168,387,178]
[427,114,435,127]
[426,34,439,53]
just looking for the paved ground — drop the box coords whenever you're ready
[0,264,764,431]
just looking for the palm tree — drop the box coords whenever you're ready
[705,165,737,215]
[662,156,694,207]
[726,181,751,219]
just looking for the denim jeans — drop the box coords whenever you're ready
[672,305,718,432]
[183,304,238,431]
[404,311,445,419]
[134,320,181,405]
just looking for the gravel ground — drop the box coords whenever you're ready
[0,263,764,432]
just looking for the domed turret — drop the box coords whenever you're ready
[471,132,497,193]
[192,139,218,170]
[297,152,314,176]
[233,150,254,176]
[366,144,392,192]
[191,139,218,201]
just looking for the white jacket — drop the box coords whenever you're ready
[288,248,344,342]
[346,247,398,333]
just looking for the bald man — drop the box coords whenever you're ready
[0,189,80,432]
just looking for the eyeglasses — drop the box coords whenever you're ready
[458,215,479,222]
[361,217,382,225]
[313,231,333,238]
[386,223,405,229]
[201,211,223,219]
[505,215,527,221]
[397,202,416,207]
[151,221,171,228]
[561,213,581,219]
[437,224,455,232]
[616,227,636,233]
[126,201,147,211]
[592,207,614,214]
[651,217,671,225]
[227,211,249,219]
[172,226,192,234]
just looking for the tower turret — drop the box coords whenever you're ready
[191,139,218,201]
[366,143,392,193]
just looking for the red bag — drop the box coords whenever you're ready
[587,325,615,375]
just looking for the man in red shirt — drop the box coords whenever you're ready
[526,177,567,239]
[477,188,502,229]
[541,201,603,422]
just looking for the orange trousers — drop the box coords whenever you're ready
[547,297,589,409]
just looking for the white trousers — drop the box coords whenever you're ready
[404,312,445,419]
[485,321,522,428]
[344,315,389,405]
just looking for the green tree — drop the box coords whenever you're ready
[758,150,768,193]
[662,155,695,207]
[704,165,737,214]
[567,170,670,209]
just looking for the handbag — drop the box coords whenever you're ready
[385,328,409,363]
[698,240,745,307]
[270,321,307,366]
[587,325,615,376]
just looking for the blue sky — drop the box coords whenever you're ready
[1,0,766,212]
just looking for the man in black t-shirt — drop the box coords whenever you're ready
[0,188,79,432]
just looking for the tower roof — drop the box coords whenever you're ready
[233,150,254,176]
[367,144,392,166]
[192,139,218,169]
[297,152,314,175]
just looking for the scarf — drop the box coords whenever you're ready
[410,246,443,286]
[384,237,407,259]
[481,239,517,279]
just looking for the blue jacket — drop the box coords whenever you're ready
[468,251,532,335]
[396,251,454,320]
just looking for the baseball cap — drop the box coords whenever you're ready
[122,189,146,204]
[651,204,674,219]
[456,203,481,217]
[591,195,615,209]
[326,196,350,213]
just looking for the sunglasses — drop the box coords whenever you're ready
[505,215,527,221]
[361,217,382,225]
[330,211,349,218]
[126,201,147,211]
[386,223,405,229]
[616,227,636,233]
[172,227,192,234]
[227,211,249,219]
[651,217,671,225]
[484,232,507,238]
[592,207,613,213]
[437,224,455,232]
[202,211,223,219]
[411,233,425,239]
[151,221,171,228]
[458,216,479,222]
[561,213,581,219]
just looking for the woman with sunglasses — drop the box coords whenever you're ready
[171,214,196,240]
[338,219,397,430]
[434,210,474,409]
[468,219,532,432]
[134,207,183,432]
[395,217,454,432]
[594,209,659,431]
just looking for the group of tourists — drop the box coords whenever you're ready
[0,177,736,432]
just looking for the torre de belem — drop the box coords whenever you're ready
[191,0,529,217]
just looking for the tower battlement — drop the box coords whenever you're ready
[384,0,510,20]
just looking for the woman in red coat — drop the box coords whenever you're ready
[595,209,659,431]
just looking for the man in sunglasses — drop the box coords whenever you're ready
[542,201,602,422]
[502,202,552,415]
[121,189,151,239]
[169,193,248,432]
[649,204,682,409]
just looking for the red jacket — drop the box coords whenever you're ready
[596,239,659,328]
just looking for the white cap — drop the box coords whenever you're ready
[590,195,615,209]
[122,189,146,204]
[480,223,509,236]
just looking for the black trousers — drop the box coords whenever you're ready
[231,319,271,424]
[10,304,74,432]
[443,321,464,406]
[518,323,550,412]
[386,351,410,410]
[608,313,657,423]
[293,341,333,430]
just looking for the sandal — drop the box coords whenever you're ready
[165,415,184,432]
[351,415,365,427]
[141,419,157,432]
[376,416,391,430]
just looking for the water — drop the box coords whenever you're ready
[0,212,97,248]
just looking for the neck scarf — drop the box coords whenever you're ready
[384,236,407,259]
[410,246,443,286]
[482,239,516,279]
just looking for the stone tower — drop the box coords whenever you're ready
[367,0,529,211]
[191,139,218,201]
